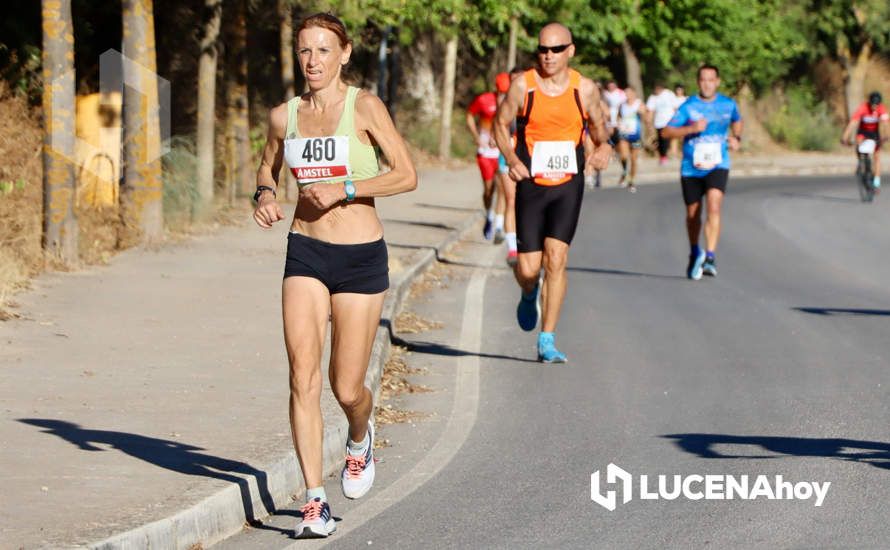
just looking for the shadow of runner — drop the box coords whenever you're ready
[662,433,890,471]
[379,319,539,364]
[568,266,687,280]
[794,307,890,317]
[18,418,283,528]
[777,191,860,204]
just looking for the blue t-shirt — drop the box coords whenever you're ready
[667,93,741,177]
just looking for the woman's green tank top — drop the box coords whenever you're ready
[285,86,379,187]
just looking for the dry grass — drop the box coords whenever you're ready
[0,84,253,318]
[373,345,432,448]
[0,83,43,317]
[394,311,443,334]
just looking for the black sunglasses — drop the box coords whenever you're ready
[536,43,571,55]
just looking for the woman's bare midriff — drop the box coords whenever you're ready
[289,192,383,244]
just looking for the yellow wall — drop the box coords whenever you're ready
[75,92,122,207]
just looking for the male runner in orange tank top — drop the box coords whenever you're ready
[494,22,612,363]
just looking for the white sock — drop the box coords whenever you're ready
[505,232,517,252]
[347,431,370,456]
[874,175,882,187]
[495,214,504,232]
[486,209,495,222]
[306,486,326,502]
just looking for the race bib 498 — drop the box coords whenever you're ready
[530,140,578,180]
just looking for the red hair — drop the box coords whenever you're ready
[297,13,352,49]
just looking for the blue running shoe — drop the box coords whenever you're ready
[516,284,540,332]
[687,249,706,280]
[702,256,717,277]
[483,219,494,240]
[537,333,567,363]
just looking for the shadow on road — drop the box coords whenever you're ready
[794,307,890,317]
[379,319,538,364]
[414,202,479,213]
[777,191,860,204]
[568,266,686,280]
[387,243,508,271]
[662,433,890,470]
[17,418,287,530]
[381,218,456,231]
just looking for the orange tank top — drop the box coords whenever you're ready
[515,69,587,186]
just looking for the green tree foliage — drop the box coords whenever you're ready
[805,0,890,59]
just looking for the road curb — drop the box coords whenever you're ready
[88,209,483,550]
[625,164,856,186]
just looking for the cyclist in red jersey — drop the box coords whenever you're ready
[842,91,890,190]
[467,85,502,240]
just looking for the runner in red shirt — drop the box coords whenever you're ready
[842,91,890,190]
[467,86,502,240]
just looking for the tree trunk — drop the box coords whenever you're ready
[438,35,457,160]
[41,0,79,263]
[377,26,390,100]
[507,16,518,70]
[840,41,872,120]
[196,0,222,218]
[403,32,439,121]
[278,0,297,200]
[622,38,643,97]
[121,0,163,246]
[225,0,252,198]
[387,33,401,119]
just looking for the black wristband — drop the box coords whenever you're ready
[253,185,276,204]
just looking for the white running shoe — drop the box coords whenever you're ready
[295,498,335,538]
[341,422,375,499]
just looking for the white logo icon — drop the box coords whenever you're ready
[590,463,632,511]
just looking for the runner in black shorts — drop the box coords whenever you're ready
[494,22,612,363]
[662,64,742,280]
[515,155,585,251]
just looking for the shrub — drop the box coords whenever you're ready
[161,135,199,228]
[764,86,839,151]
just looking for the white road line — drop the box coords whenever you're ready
[285,246,497,549]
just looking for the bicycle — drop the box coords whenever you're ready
[851,138,884,203]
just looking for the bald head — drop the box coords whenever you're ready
[539,23,572,45]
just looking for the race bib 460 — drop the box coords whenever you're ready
[284,136,351,184]
[530,140,577,180]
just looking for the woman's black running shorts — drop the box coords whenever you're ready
[284,232,389,294]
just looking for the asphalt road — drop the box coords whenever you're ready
[216,174,890,549]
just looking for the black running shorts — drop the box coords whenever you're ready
[515,173,584,253]
[680,168,729,205]
[284,232,389,294]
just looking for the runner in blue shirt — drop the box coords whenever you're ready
[661,65,742,280]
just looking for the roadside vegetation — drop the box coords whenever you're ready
[1,0,889,315]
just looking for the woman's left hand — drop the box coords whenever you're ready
[301,182,347,209]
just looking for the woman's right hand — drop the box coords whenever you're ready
[253,195,285,228]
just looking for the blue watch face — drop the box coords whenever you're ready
[345,181,356,200]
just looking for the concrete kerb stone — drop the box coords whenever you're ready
[87,209,484,550]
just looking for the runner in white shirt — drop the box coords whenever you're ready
[670,85,688,158]
[645,83,677,165]
[616,87,652,192]
[603,80,627,144]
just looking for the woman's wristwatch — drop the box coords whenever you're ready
[253,185,276,203]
